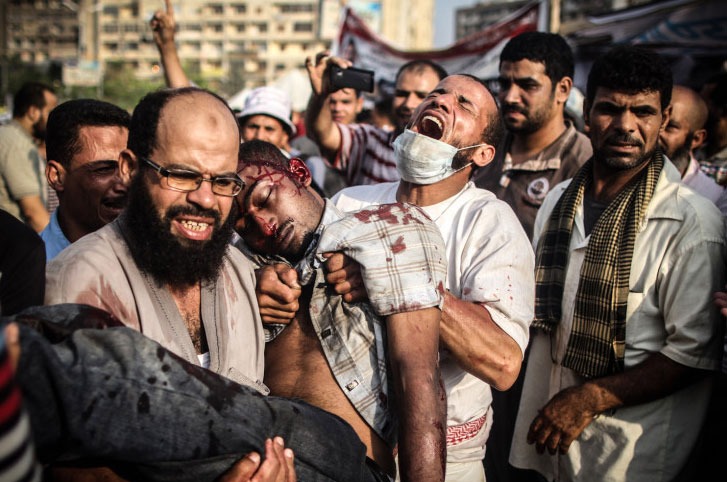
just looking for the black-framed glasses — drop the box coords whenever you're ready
[140,157,244,197]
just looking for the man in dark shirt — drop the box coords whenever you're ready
[0,209,45,315]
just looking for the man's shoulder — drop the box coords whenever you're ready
[0,122,31,148]
[448,184,531,247]
[650,173,725,240]
[48,222,123,270]
[332,181,398,208]
[224,241,258,274]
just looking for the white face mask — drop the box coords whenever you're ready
[393,129,486,185]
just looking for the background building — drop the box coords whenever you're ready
[0,0,433,103]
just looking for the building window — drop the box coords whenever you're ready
[278,4,314,13]
[293,22,313,33]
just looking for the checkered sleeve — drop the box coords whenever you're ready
[317,203,447,316]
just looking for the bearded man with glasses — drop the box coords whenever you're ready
[45,87,268,398]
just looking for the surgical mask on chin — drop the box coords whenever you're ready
[393,129,485,185]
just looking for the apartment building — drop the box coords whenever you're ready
[2,0,432,97]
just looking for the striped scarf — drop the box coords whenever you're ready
[533,152,663,378]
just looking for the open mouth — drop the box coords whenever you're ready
[417,114,444,140]
[174,217,215,241]
[102,197,126,211]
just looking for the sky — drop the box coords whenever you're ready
[433,0,480,48]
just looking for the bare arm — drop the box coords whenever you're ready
[150,0,191,88]
[304,52,350,162]
[19,195,49,233]
[439,291,523,391]
[528,353,707,455]
[387,307,445,482]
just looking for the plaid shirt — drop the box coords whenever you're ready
[337,123,399,185]
[236,200,446,447]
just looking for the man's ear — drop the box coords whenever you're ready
[118,149,137,186]
[691,128,707,151]
[288,158,312,186]
[472,143,496,168]
[356,96,365,114]
[555,77,572,105]
[46,160,65,193]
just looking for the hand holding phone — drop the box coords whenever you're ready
[329,65,375,93]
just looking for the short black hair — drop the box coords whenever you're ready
[128,87,238,161]
[46,99,130,168]
[12,82,55,118]
[238,139,290,172]
[395,59,448,84]
[500,32,574,84]
[586,46,673,111]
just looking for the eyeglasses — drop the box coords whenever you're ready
[140,157,244,197]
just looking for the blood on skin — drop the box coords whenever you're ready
[240,161,306,197]
[239,162,305,248]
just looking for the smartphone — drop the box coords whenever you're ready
[329,65,375,93]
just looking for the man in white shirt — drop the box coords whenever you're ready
[510,46,726,482]
[259,73,535,481]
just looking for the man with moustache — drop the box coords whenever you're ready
[261,73,535,480]
[474,32,591,240]
[306,54,447,186]
[235,140,447,482]
[509,46,726,482]
[659,85,727,213]
[40,99,131,260]
[0,82,58,232]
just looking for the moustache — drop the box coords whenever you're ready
[165,205,221,225]
[502,104,527,115]
[605,134,644,147]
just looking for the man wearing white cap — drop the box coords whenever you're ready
[237,86,298,156]
[238,87,333,197]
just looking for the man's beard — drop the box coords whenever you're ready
[501,94,555,135]
[124,174,236,288]
[32,119,46,141]
[662,133,693,174]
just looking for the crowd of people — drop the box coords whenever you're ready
[0,2,725,481]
